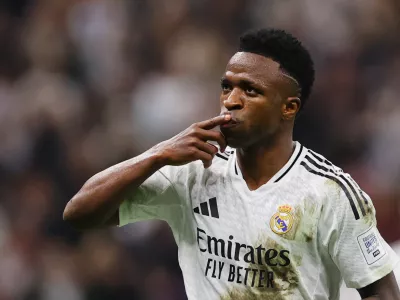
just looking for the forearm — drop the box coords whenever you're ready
[63,149,165,229]
[63,114,230,230]
[358,272,400,300]
[363,295,397,300]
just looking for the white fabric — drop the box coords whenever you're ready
[340,240,400,299]
[119,142,398,300]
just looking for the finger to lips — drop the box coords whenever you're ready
[198,114,231,130]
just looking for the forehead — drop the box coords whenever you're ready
[224,52,282,84]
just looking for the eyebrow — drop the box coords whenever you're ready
[221,73,301,96]
[220,77,266,89]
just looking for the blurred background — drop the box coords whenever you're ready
[0,0,399,299]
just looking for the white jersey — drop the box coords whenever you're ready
[119,142,398,300]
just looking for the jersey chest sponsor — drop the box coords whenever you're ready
[196,227,292,289]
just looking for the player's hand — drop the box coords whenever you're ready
[153,114,231,168]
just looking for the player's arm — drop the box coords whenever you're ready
[358,272,400,299]
[63,114,231,230]
[317,171,399,298]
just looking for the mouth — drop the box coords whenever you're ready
[220,114,240,129]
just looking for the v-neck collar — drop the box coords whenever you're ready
[231,141,304,195]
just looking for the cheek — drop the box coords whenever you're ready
[251,100,281,130]
[251,99,276,119]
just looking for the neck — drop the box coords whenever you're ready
[236,132,295,191]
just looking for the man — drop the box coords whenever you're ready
[63,29,400,299]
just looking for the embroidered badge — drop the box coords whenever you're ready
[270,205,294,235]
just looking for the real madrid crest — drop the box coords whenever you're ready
[270,205,294,235]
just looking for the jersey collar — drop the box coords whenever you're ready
[232,141,304,185]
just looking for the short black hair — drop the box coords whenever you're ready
[239,28,315,109]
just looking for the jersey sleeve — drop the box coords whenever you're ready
[320,174,399,289]
[118,165,186,227]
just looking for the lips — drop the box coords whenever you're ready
[219,112,240,128]
[220,118,240,129]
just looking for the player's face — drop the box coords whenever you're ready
[219,52,288,149]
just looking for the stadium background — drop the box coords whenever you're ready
[0,0,400,299]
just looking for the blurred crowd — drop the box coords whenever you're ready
[0,0,399,299]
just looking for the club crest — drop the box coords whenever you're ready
[270,205,294,235]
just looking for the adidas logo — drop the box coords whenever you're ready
[193,197,219,218]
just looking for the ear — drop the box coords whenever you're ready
[282,97,301,120]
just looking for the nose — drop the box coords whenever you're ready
[223,88,243,111]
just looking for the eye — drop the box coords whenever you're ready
[221,82,232,93]
[245,87,258,96]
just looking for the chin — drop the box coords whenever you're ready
[225,137,251,149]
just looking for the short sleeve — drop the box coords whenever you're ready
[119,165,185,227]
[320,176,399,289]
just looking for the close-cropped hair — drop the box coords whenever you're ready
[239,28,315,109]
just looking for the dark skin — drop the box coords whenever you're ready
[219,52,400,299]
[219,52,300,190]
[63,51,399,299]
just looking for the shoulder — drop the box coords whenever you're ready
[299,146,371,221]
[298,147,348,190]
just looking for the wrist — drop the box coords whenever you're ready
[146,145,168,169]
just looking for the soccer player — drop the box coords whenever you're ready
[63,29,400,299]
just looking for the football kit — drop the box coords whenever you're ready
[119,142,399,300]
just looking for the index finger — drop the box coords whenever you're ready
[197,114,231,130]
